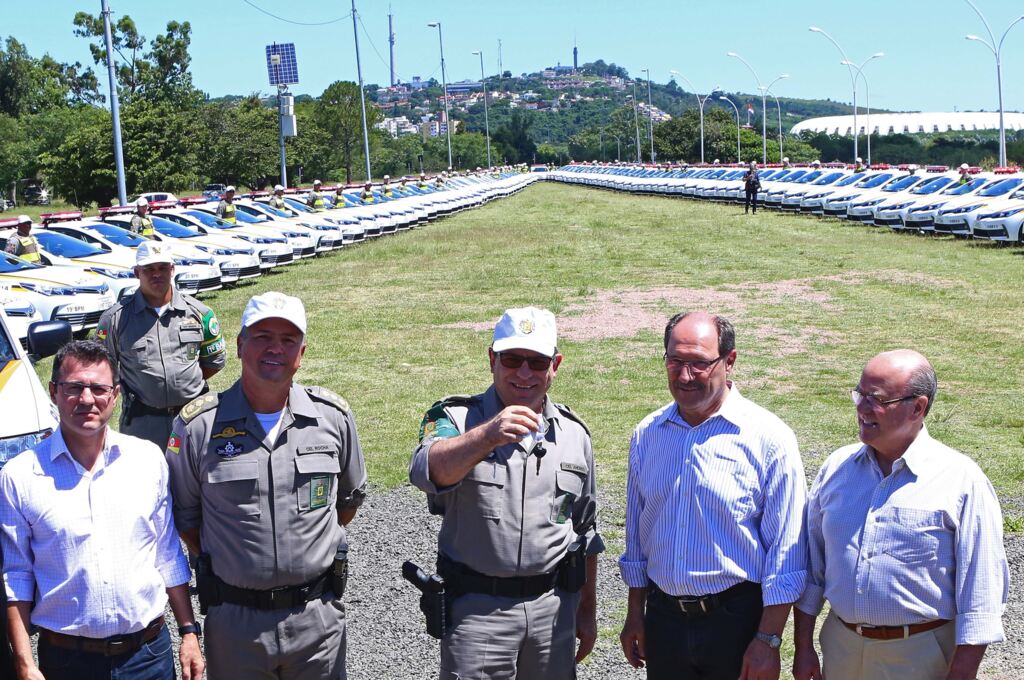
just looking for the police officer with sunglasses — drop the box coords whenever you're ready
[409,306,605,680]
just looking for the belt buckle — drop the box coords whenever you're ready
[677,596,707,615]
[854,623,877,636]
[105,637,129,656]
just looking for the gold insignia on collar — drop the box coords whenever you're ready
[212,426,246,439]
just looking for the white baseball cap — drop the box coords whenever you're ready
[225,185,236,193]
[856,157,863,163]
[492,307,557,357]
[313,179,322,186]
[136,241,175,266]
[960,163,970,170]
[16,214,31,225]
[274,184,284,192]
[136,197,149,207]
[383,175,390,180]
[241,291,307,334]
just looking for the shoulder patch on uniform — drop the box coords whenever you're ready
[180,393,219,423]
[305,386,350,413]
[419,400,465,442]
[553,402,591,436]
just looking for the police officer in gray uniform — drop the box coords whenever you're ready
[165,291,367,680]
[97,241,226,448]
[410,306,604,679]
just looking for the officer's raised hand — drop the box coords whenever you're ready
[425,406,540,488]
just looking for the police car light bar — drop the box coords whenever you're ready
[148,200,177,209]
[869,164,891,170]
[993,166,1021,174]
[98,205,136,215]
[40,211,84,224]
[246,191,270,198]
[284,188,304,195]
[178,197,208,205]
[924,165,950,173]
[0,218,22,228]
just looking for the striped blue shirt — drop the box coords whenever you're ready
[619,386,808,606]
[796,428,1008,645]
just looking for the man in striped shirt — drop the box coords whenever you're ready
[793,350,1008,680]
[619,311,808,680]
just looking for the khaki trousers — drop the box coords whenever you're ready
[821,610,956,680]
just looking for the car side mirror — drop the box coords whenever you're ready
[27,320,72,359]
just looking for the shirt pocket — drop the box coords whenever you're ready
[551,469,586,524]
[178,326,203,363]
[880,507,948,564]
[697,450,758,522]
[206,459,261,518]
[295,453,340,512]
[462,461,507,520]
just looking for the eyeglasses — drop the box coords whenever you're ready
[54,381,116,399]
[850,389,916,409]
[496,352,554,371]
[664,355,723,375]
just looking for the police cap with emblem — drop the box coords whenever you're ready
[136,240,175,266]
[491,306,557,357]
[241,291,307,335]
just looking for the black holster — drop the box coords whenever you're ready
[332,541,349,598]
[402,561,448,639]
[556,537,588,594]
[121,386,137,426]
[195,553,220,615]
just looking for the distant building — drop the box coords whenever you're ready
[447,80,482,95]
[637,102,672,123]
[409,76,430,90]
[375,116,419,137]
[791,111,1024,137]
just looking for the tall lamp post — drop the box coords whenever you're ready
[471,50,492,168]
[809,26,860,163]
[100,0,127,205]
[726,52,770,164]
[630,83,642,162]
[427,21,453,169]
[351,0,372,182]
[758,74,789,162]
[609,133,622,162]
[642,68,656,162]
[963,0,1024,168]
[670,70,711,164]
[715,91,742,164]
[840,54,884,166]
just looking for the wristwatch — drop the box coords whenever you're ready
[755,631,783,649]
[179,622,203,638]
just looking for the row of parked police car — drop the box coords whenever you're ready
[546,161,1024,243]
[0,170,540,348]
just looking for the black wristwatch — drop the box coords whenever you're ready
[179,622,202,638]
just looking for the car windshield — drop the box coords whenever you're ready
[282,198,316,214]
[152,216,201,238]
[35,232,105,258]
[782,170,808,182]
[247,203,292,218]
[910,177,955,195]
[222,209,267,225]
[85,223,147,247]
[184,210,236,229]
[882,175,923,192]
[857,173,894,188]
[812,172,845,185]
[834,172,865,187]
[978,177,1024,197]
[943,178,987,195]
[0,253,42,272]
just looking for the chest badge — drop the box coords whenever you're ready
[213,427,247,439]
[216,441,244,457]
[310,475,331,509]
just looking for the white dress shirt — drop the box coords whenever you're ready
[619,385,808,606]
[797,427,1008,646]
[0,427,191,638]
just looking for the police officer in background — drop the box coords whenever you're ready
[131,197,155,237]
[216,186,237,224]
[97,241,226,448]
[4,216,40,263]
[307,179,326,211]
[381,175,393,198]
[410,306,604,679]
[165,291,366,680]
[270,184,288,210]
[359,182,375,204]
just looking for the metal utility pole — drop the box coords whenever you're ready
[498,39,503,79]
[351,0,372,181]
[727,52,769,164]
[472,50,492,168]
[670,70,710,164]
[428,22,453,169]
[841,55,883,165]
[642,68,655,162]
[101,0,127,205]
[809,26,860,163]
[278,86,288,186]
[631,81,642,162]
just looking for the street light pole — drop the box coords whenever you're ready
[964,0,1024,168]
[610,134,621,161]
[100,0,127,205]
[727,51,767,164]
[471,50,492,168]
[809,26,859,163]
[427,21,453,169]
[758,74,789,162]
[631,81,642,163]
[642,68,655,163]
[670,70,710,164]
[351,0,372,182]
[841,54,883,165]
[716,92,742,164]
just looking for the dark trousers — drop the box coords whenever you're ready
[38,626,175,680]
[744,189,758,213]
[645,583,763,680]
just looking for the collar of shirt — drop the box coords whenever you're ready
[482,384,561,439]
[217,381,320,423]
[854,425,931,477]
[130,286,186,316]
[657,382,745,431]
[42,426,122,476]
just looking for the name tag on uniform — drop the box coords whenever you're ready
[298,444,334,455]
[560,462,587,475]
[181,320,202,331]
[310,475,331,508]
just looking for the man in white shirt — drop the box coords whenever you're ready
[794,349,1008,680]
[0,340,203,680]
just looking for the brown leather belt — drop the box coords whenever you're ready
[839,616,950,640]
[40,617,164,657]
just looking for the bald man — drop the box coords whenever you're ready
[793,350,1008,680]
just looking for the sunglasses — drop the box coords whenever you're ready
[496,352,554,371]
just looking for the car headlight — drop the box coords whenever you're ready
[981,207,1024,219]
[214,247,255,256]
[886,202,913,210]
[89,266,136,279]
[943,205,982,215]
[0,429,53,467]
[855,199,884,207]
[16,282,77,296]
[910,203,941,212]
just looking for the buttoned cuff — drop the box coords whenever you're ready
[760,569,807,607]
[3,572,35,602]
[795,583,826,617]
[158,553,193,589]
[956,612,1006,646]
[585,531,606,557]
[618,558,649,588]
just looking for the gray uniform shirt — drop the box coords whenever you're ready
[165,381,367,590]
[97,288,226,408]
[409,386,605,578]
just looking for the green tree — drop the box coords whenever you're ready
[0,37,100,116]
[492,110,536,164]
[121,97,203,193]
[38,107,115,207]
[73,12,147,98]
[314,81,379,183]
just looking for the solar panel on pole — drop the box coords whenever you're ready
[266,43,299,86]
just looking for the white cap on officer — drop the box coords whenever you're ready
[960,163,970,170]
[313,179,322,186]
[241,291,307,335]
[274,184,284,192]
[136,197,149,207]
[136,241,175,266]
[16,214,31,225]
[225,185,236,193]
[492,307,557,357]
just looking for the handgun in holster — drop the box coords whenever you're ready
[121,386,137,426]
[402,561,447,639]
[557,497,597,594]
[195,553,220,615]
[332,539,349,598]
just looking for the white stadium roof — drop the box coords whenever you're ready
[791,111,1024,137]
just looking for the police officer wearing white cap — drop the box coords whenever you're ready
[410,306,604,679]
[4,215,40,263]
[270,184,288,210]
[307,179,326,212]
[216,186,236,224]
[130,197,155,238]
[165,291,367,680]
[97,241,226,449]
[959,163,972,185]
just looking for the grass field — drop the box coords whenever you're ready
[33,181,1024,527]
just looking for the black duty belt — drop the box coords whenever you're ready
[214,569,333,611]
[439,556,558,599]
[649,580,761,616]
[130,400,183,418]
[40,617,163,657]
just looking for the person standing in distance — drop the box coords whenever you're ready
[744,161,761,214]
[793,350,1008,680]
[130,198,155,238]
[619,311,807,680]
[4,216,40,263]
[96,240,226,448]
[0,340,203,680]
[410,307,604,679]
[165,291,367,680]
[216,186,236,224]
[270,184,288,210]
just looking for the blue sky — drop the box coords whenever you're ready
[6,0,1024,113]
